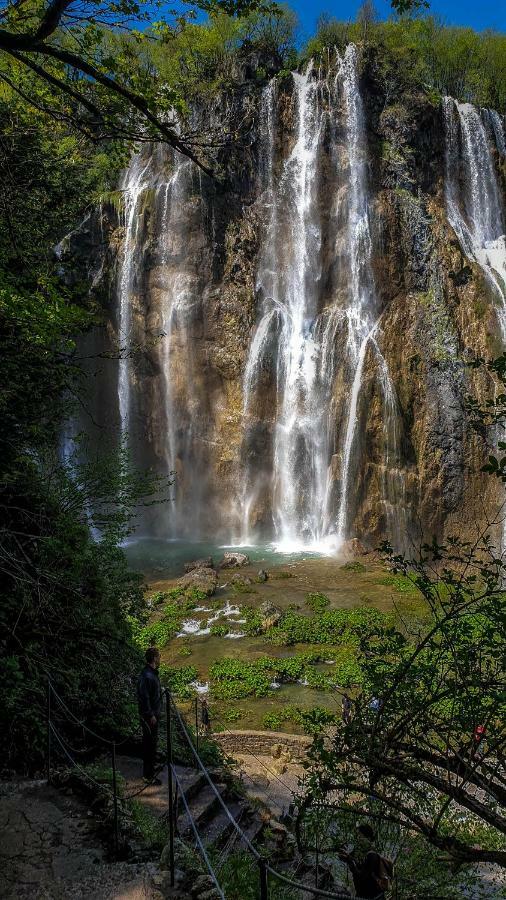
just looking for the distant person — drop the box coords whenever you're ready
[201,697,211,735]
[137,647,162,784]
[339,823,393,900]
[342,693,352,725]
[474,724,486,758]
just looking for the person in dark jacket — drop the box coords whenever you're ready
[339,823,393,899]
[137,647,162,784]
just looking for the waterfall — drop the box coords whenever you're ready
[334,45,378,545]
[117,152,152,438]
[241,44,405,551]
[443,98,506,328]
[444,97,506,546]
[158,155,200,536]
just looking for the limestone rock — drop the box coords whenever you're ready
[341,538,369,556]
[231,573,252,586]
[219,552,250,568]
[258,601,282,631]
[257,569,268,582]
[177,568,218,597]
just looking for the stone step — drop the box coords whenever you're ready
[201,800,247,848]
[176,784,225,837]
[173,765,207,806]
[236,815,264,849]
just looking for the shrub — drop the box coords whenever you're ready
[305,592,330,611]
[267,607,391,646]
[340,561,366,573]
[159,664,198,698]
[210,623,229,637]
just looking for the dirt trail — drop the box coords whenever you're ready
[0,779,158,899]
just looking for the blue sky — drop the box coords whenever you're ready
[290,0,506,39]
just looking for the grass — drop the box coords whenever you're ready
[340,561,366,573]
[377,573,419,594]
[129,800,167,851]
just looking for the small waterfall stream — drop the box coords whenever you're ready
[443,97,506,546]
[443,98,506,327]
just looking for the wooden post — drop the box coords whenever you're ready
[166,689,175,887]
[259,859,268,900]
[111,741,119,859]
[46,678,51,784]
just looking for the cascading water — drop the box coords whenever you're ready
[117,153,152,437]
[443,98,506,326]
[241,44,405,551]
[444,97,506,546]
[158,154,203,536]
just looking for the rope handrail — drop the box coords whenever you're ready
[168,691,361,900]
[49,722,114,796]
[48,679,130,747]
[172,764,226,900]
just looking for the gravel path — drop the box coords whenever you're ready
[0,779,159,899]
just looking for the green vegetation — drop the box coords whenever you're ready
[376,572,419,593]
[129,800,167,851]
[340,560,366,572]
[159,664,198,698]
[305,15,506,110]
[208,651,363,700]
[267,606,392,646]
[305,591,330,611]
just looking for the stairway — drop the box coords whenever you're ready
[118,757,264,852]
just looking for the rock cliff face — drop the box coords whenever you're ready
[63,44,506,551]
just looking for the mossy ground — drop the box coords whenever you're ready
[139,551,427,733]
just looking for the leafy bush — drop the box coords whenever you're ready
[268,607,391,646]
[305,592,330,611]
[210,623,229,637]
[242,606,263,636]
[340,561,366,573]
[159,664,198,698]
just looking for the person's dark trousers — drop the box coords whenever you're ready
[141,717,158,780]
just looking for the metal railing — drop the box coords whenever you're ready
[45,678,369,898]
[165,688,364,900]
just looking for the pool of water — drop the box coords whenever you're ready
[123,537,326,579]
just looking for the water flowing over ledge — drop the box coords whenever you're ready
[64,46,506,555]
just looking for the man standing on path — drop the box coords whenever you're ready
[137,647,162,784]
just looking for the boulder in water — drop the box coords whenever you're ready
[219,552,250,568]
[231,573,253,586]
[177,567,218,597]
[184,557,214,573]
[259,600,282,631]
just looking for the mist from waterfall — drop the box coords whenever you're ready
[240,45,405,552]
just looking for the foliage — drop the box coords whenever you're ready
[267,607,392,646]
[208,651,361,700]
[210,622,230,636]
[0,0,271,173]
[305,591,330,611]
[301,534,506,868]
[305,15,506,110]
[340,560,366,573]
[159,664,198,698]
[129,799,167,850]
[129,596,197,649]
